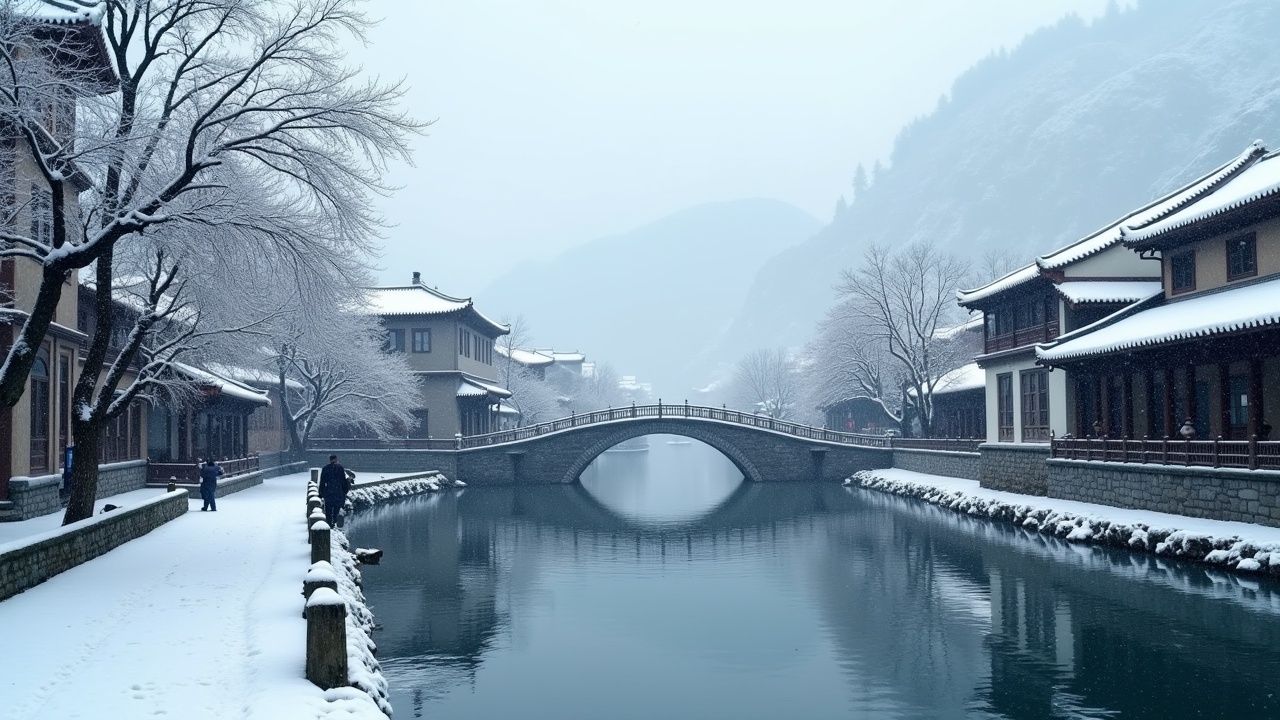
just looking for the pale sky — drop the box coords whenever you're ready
[357,0,1118,293]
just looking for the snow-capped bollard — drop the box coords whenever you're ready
[308,508,326,531]
[305,587,348,690]
[302,561,340,617]
[310,521,331,565]
[310,467,321,488]
[307,496,322,519]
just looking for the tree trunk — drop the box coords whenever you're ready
[62,419,103,525]
[0,267,66,408]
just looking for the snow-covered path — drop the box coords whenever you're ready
[0,472,334,720]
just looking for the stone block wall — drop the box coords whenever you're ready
[303,450,456,479]
[8,475,61,519]
[979,443,1051,495]
[1047,459,1280,527]
[891,448,980,480]
[0,490,188,601]
[97,460,147,497]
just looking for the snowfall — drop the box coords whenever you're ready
[0,470,450,720]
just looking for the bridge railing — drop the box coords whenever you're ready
[457,403,893,449]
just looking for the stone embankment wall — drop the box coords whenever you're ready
[1047,459,1280,528]
[979,443,1050,495]
[303,450,457,479]
[891,448,980,480]
[0,490,188,601]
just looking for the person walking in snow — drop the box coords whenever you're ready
[199,459,223,511]
[318,454,354,526]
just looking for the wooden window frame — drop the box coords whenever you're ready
[1170,250,1196,294]
[411,328,431,353]
[997,373,1014,442]
[1020,369,1051,442]
[385,329,404,353]
[1226,232,1257,281]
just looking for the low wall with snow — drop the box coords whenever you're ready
[892,448,980,480]
[1047,459,1280,528]
[8,460,149,521]
[346,471,461,512]
[0,490,188,601]
[980,443,1050,495]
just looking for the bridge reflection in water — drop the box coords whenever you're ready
[348,440,1280,719]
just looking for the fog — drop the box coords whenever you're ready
[358,0,1116,293]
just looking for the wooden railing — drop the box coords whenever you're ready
[304,437,458,451]
[1052,437,1280,471]
[893,437,983,453]
[147,454,260,484]
[985,321,1059,354]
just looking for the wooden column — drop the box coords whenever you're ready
[1162,366,1175,439]
[1185,365,1197,430]
[1121,371,1134,439]
[1249,356,1264,437]
[1142,369,1155,438]
[1094,374,1106,437]
[1219,362,1234,439]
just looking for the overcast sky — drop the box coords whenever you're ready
[357,0,1117,293]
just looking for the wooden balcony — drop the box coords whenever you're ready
[985,321,1059,354]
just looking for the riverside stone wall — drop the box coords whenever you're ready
[0,490,188,600]
[1047,459,1280,527]
[891,448,980,480]
[8,460,149,521]
[979,443,1051,495]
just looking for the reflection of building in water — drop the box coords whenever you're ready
[847,489,1280,718]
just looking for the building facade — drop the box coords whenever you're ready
[367,273,511,438]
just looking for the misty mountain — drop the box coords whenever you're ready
[479,199,821,396]
[718,0,1280,367]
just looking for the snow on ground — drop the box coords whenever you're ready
[346,471,462,511]
[0,487,163,546]
[853,468,1280,575]
[0,472,388,720]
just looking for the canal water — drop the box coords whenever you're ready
[347,436,1280,719]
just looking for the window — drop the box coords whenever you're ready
[1227,232,1257,281]
[997,373,1014,442]
[30,185,51,246]
[460,329,472,358]
[1170,251,1196,294]
[385,329,404,352]
[411,329,431,353]
[29,352,49,472]
[1020,369,1050,442]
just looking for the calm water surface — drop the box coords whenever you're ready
[348,437,1280,719]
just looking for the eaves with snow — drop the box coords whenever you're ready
[907,362,985,398]
[1037,276,1280,365]
[172,362,271,405]
[495,345,554,367]
[363,280,509,337]
[957,141,1266,307]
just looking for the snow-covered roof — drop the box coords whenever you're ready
[958,141,1267,305]
[1123,144,1280,246]
[363,282,508,336]
[202,363,304,391]
[495,345,554,367]
[934,315,983,340]
[932,362,985,396]
[30,1,105,26]
[172,363,271,406]
[1053,280,1163,305]
[538,349,585,363]
[1038,276,1280,363]
[456,376,512,399]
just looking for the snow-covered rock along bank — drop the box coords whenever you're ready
[851,470,1280,577]
[345,472,464,512]
[325,528,393,717]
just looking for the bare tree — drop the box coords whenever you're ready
[0,0,418,412]
[835,243,970,437]
[802,301,908,431]
[731,348,799,419]
[574,361,623,412]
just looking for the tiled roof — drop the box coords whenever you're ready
[364,283,508,336]
[958,141,1266,305]
[1123,146,1280,245]
[1037,275,1280,363]
[173,362,271,405]
[456,376,512,399]
[1053,280,1163,305]
[30,1,104,26]
[496,346,554,367]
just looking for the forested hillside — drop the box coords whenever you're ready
[718,0,1280,365]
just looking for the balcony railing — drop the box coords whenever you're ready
[1051,437,1280,471]
[307,437,459,451]
[985,321,1059,354]
[147,454,260,484]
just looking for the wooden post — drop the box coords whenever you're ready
[1163,366,1175,439]
[1250,434,1259,471]
[1186,364,1198,434]
[1122,371,1134,440]
[305,587,349,690]
[303,561,340,610]
[1213,436,1221,468]
[1248,356,1264,438]
[311,521,331,565]
[1218,362,1232,440]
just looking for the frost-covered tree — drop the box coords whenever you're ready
[731,348,799,420]
[834,243,969,437]
[573,361,623,413]
[852,163,868,200]
[802,301,908,432]
[0,0,416,414]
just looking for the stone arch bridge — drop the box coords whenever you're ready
[310,404,893,486]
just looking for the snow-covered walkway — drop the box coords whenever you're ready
[0,472,349,720]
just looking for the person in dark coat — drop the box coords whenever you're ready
[318,454,353,526]
[199,459,223,511]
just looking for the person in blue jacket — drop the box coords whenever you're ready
[199,459,223,511]
[318,455,353,525]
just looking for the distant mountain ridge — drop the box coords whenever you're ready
[717,0,1280,369]
[478,198,821,395]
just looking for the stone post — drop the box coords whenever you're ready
[305,587,348,689]
[302,561,340,617]
[310,520,331,564]
[310,467,320,487]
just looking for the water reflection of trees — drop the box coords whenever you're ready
[820,488,1280,719]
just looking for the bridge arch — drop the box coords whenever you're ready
[558,423,765,485]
